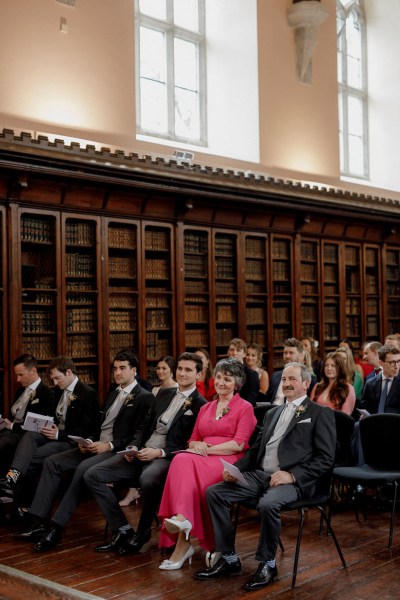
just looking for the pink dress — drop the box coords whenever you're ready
[158,393,257,551]
[311,383,356,415]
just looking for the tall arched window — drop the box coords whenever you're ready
[134,0,206,145]
[337,0,368,179]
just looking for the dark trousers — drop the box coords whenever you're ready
[0,430,23,477]
[206,469,299,562]
[12,431,72,477]
[84,454,171,533]
[30,447,114,527]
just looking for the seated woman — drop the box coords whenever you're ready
[301,337,323,382]
[336,345,363,399]
[310,351,356,415]
[158,359,256,570]
[244,342,269,393]
[195,348,216,402]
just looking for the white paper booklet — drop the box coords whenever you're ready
[22,412,54,432]
[68,435,93,447]
[220,458,249,486]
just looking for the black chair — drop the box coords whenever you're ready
[333,410,355,467]
[333,413,400,548]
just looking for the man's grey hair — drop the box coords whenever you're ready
[283,361,311,383]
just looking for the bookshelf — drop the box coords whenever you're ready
[244,234,268,359]
[62,215,101,388]
[364,246,381,340]
[213,231,239,357]
[105,219,139,365]
[344,244,362,351]
[322,242,341,354]
[142,223,175,384]
[271,236,293,368]
[299,239,320,341]
[0,206,5,414]
[182,227,211,351]
[385,247,400,334]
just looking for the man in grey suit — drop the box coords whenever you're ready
[194,362,336,591]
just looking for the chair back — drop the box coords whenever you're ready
[333,410,355,466]
[360,413,400,470]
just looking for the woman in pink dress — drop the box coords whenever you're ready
[310,351,356,415]
[158,359,256,570]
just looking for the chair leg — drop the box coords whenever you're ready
[388,481,398,548]
[291,509,305,588]
[318,507,346,568]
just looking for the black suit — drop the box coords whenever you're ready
[265,369,317,405]
[240,366,259,407]
[29,383,154,528]
[360,373,400,414]
[10,380,100,489]
[206,399,336,561]
[0,380,54,476]
[83,387,206,534]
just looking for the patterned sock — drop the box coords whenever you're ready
[266,559,276,568]
[118,525,133,533]
[6,468,20,485]
[222,551,239,564]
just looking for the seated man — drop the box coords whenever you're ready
[14,349,154,551]
[0,353,54,478]
[2,355,99,502]
[194,362,336,591]
[84,351,206,554]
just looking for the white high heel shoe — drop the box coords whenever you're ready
[164,517,192,540]
[159,544,195,570]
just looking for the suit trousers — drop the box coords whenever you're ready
[0,430,23,476]
[11,432,72,477]
[84,454,171,532]
[206,469,299,562]
[30,447,114,528]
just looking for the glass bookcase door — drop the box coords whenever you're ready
[213,232,238,358]
[271,236,293,369]
[142,223,175,384]
[364,246,381,341]
[63,216,101,388]
[106,221,139,365]
[386,248,400,334]
[300,240,320,342]
[183,228,210,351]
[20,210,59,377]
[345,244,362,352]
[244,234,268,359]
[322,242,341,354]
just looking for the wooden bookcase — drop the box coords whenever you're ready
[270,235,294,368]
[385,247,400,334]
[298,238,320,343]
[321,241,342,354]
[0,205,7,414]
[363,245,381,341]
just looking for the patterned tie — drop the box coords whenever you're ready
[378,378,390,413]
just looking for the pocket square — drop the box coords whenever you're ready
[184,409,193,416]
[31,399,39,404]
[298,418,311,423]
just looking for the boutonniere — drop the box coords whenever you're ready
[28,390,36,402]
[67,393,77,406]
[182,395,193,411]
[295,404,308,418]
[215,406,230,421]
[124,391,135,405]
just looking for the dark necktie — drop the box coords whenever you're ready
[378,378,390,413]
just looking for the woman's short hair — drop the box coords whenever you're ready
[214,358,246,390]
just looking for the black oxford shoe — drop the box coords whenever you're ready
[13,522,47,541]
[33,526,62,552]
[194,557,242,580]
[118,529,151,555]
[244,563,278,590]
[95,529,135,553]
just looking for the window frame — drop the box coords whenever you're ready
[134,0,207,146]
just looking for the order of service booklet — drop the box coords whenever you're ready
[22,412,54,432]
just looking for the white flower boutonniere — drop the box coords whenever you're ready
[295,404,308,418]
[182,395,193,412]
[67,393,77,406]
[28,390,36,402]
[124,392,135,406]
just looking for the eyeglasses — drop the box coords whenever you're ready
[384,360,400,367]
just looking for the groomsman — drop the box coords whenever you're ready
[0,354,54,477]
[1,356,99,502]
[14,349,153,551]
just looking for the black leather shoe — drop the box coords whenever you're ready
[13,522,47,541]
[244,563,277,590]
[194,557,242,580]
[118,529,151,555]
[33,526,62,552]
[95,529,135,553]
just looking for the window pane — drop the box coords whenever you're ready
[140,78,168,133]
[175,87,200,139]
[174,38,198,90]
[347,95,363,136]
[139,27,166,82]
[346,11,362,88]
[174,0,199,32]
[348,135,364,176]
[139,0,167,20]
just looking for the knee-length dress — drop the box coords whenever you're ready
[158,393,257,551]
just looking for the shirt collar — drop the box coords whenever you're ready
[285,395,307,407]
[29,378,41,391]
[118,380,137,395]
[66,376,79,393]
[177,386,196,398]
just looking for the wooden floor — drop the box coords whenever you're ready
[1,498,400,600]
